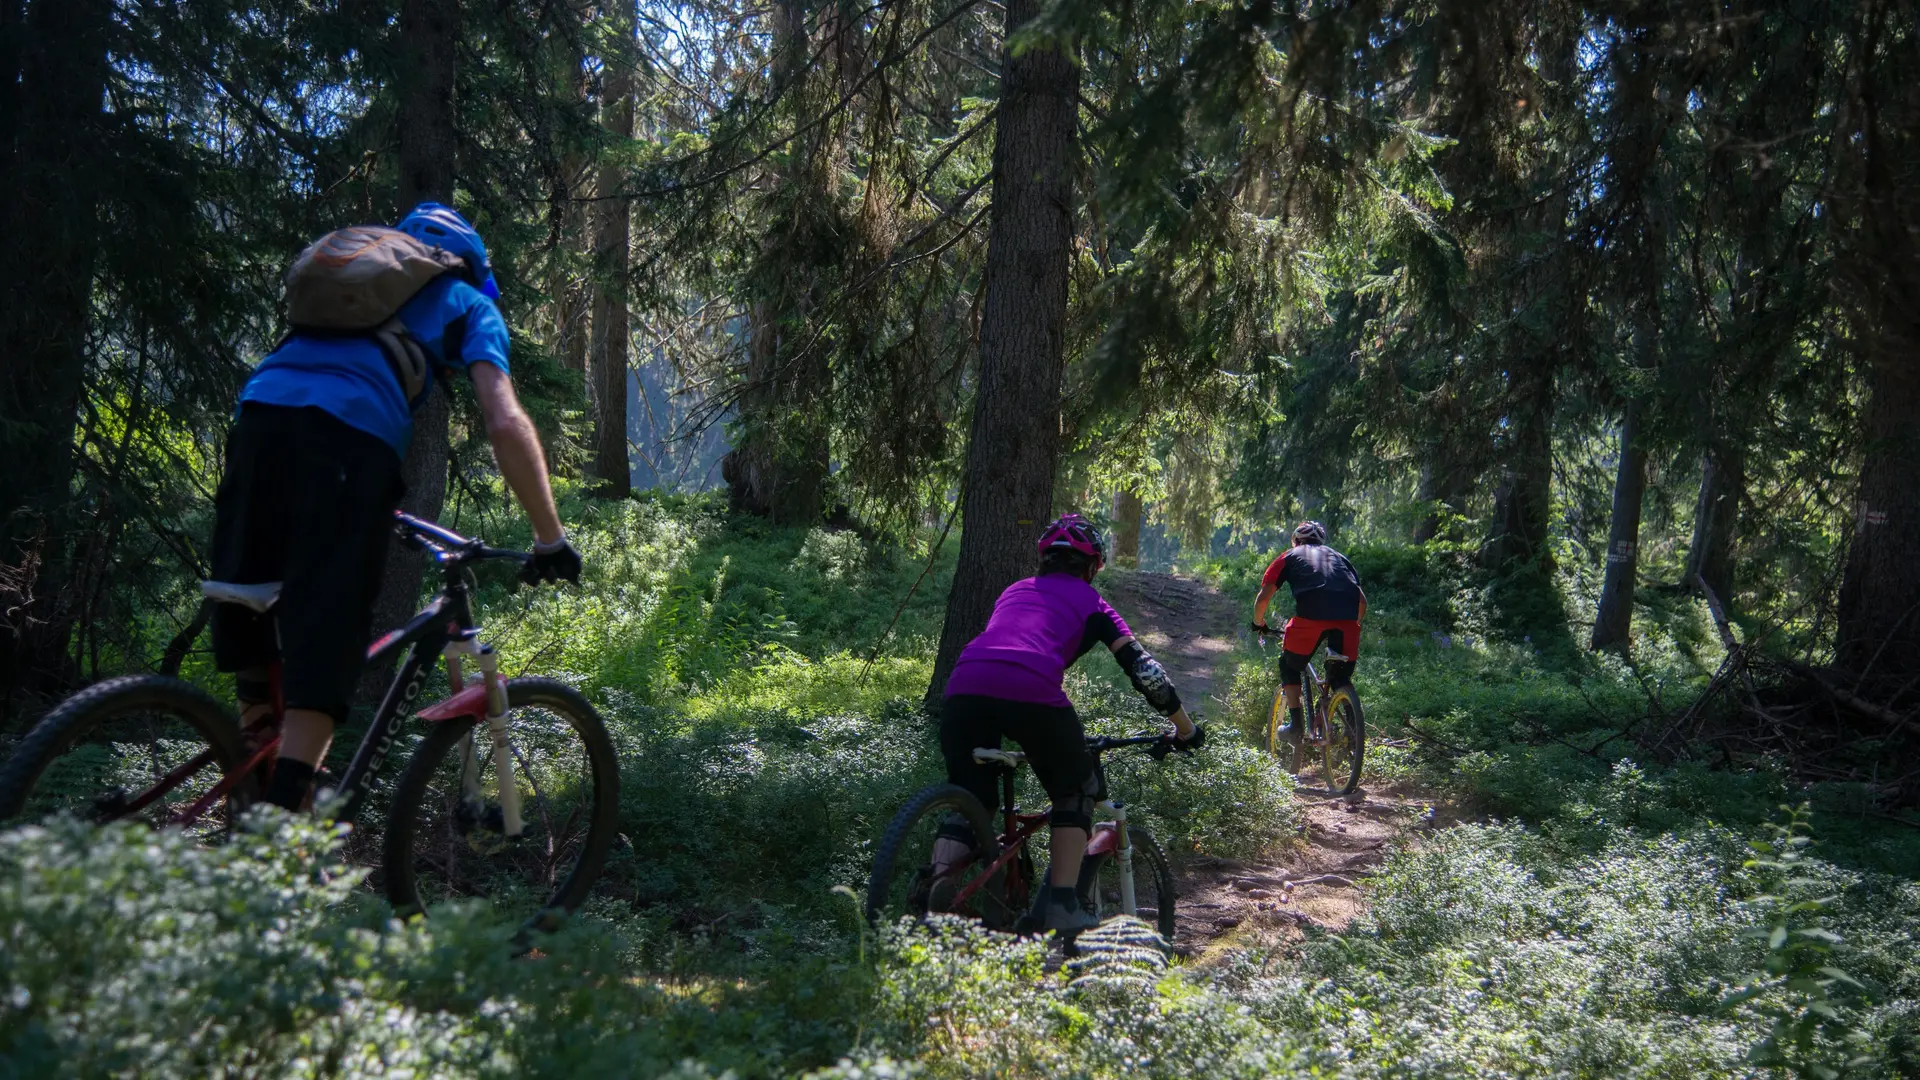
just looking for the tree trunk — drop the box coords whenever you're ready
[1111,489,1143,567]
[0,0,109,712]
[588,8,633,498]
[359,0,459,704]
[1685,442,1742,610]
[924,0,1078,707]
[721,309,829,524]
[1591,406,1648,652]
[552,31,591,378]
[1836,347,1920,675]
[1481,365,1556,574]
[1413,457,1475,545]
[720,0,829,525]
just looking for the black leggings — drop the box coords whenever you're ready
[941,695,1105,832]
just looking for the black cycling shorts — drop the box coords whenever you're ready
[209,403,404,719]
[941,694,1105,816]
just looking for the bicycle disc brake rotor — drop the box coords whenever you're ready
[454,797,511,856]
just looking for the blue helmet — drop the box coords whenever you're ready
[397,202,499,299]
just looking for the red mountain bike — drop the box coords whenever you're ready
[0,513,620,927]
[865,732,1181,940]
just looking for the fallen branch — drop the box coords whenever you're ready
[1401,717,1467,754]
[1796,663,1920,736]
[1290,874,1358,888]
[858,489,962,682]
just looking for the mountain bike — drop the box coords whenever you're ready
[0,512,621,928]
[865,733,1181,940]
[1254,627,1365,796]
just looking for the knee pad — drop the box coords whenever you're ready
[1049,794,1095,833]
[1326,658,1356,687]
[935,814,977,850]
[236,669,271,707]
[1280,650,1308,687]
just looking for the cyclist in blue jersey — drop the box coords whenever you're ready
[211,203,580,812]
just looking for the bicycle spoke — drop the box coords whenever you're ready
[396,702,598,912]
[4,698,246,838]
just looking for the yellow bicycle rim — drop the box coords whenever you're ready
[1266,684,1288,756]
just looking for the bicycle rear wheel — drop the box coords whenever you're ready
[1290,676,1318,776]
[1322,685,1365,796]
[0,675,258,837]
[383,678,620,927]
[1077,824,1176,941]
[866,783,1023,929]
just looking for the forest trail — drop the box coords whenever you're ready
[1101,569,1446,959]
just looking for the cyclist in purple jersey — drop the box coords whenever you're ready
[939,513,1205,933]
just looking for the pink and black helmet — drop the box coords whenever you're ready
[1037,513,1104,560]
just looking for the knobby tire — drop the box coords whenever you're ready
[1077,824,1177,940]
[866,783,1002,926]
[383,677,620,925]
[0,675,258,829]
[1325,685,1365,796]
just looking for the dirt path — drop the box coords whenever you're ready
[1099,569,1243,709]
[1101,569,1446,959]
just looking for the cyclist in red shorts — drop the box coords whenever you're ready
[1250,521,1368,737]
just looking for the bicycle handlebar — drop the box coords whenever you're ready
[393,511,530,566]
[1085,733,1167,754]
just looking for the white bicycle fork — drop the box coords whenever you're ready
[443,640,523,838]
[1097,798,1136,917]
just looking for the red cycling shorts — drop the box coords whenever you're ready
[1282,617,1361,662]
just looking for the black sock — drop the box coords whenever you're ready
[1051,885,1079,908]
[1289,706,1304,729]
[265,758,316,812]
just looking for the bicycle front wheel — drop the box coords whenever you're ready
[1077,824,1176,941]
[866,783,1022,929]
[1322,685,1365,796]
[383,677,620,926]
[1264,681,1289,758]
[0,675,257,837]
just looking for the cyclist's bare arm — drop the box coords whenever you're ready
[1109,635,1195,738]
[470,362,564,545]
[1252,582,1279,626]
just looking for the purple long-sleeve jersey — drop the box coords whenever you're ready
[943,572,1135,708]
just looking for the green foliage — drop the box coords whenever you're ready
[8,512,1920,1078]
[1721,805,1876,1079]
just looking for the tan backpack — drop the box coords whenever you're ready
[284,226,467,403]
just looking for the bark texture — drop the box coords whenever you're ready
[1591,407,1648,652]
[1111,489,1143,567]
[588,12,633,498]
[1481,365,1556,574]
[925,0,1078,706]
[1836,347,1920,674]
[0,0,109,710]
[1685,443,1743,609]
[360,0,460,702]
[721,0,829,525]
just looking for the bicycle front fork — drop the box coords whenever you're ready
[1097,799,1136,917]
[444,640,523,839]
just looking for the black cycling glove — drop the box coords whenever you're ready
[1150,724,1207,759]
[1251,621,1273,634]
[522,536,582,585]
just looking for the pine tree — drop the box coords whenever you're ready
[926,0,1081,705]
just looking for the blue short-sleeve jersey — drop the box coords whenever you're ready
[239,275,510,459]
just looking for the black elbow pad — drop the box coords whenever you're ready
[1115,641,1182,718]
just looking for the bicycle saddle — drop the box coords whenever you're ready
[200,580,283,613]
